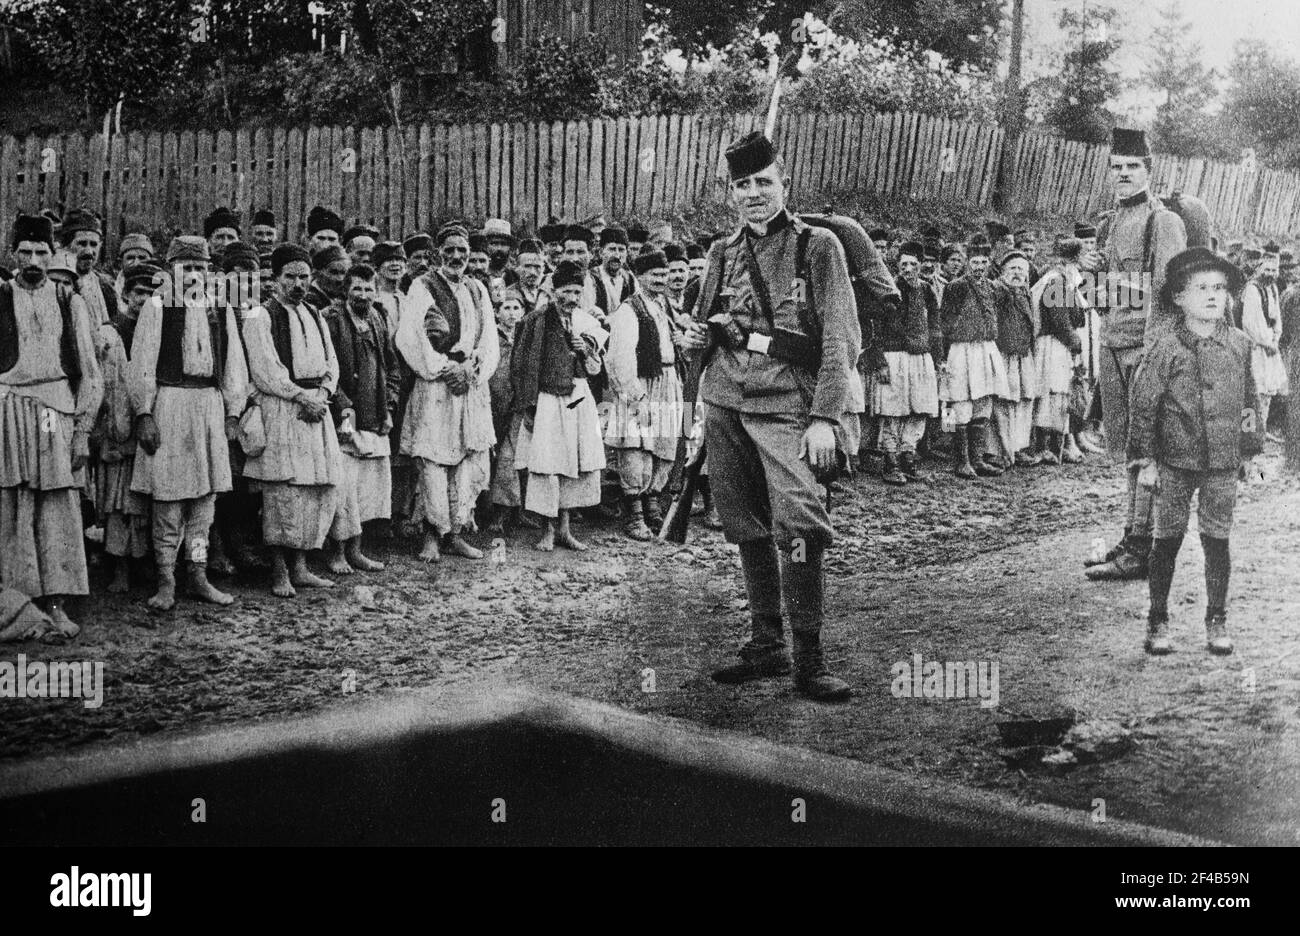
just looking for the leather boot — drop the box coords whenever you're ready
[792,630,852,702]
[713,540,790,683]
[1144,613,1174,655]
[1086,535,1150,581]
[641,493,664,534]
[712,614,792,683]
[623,495,652,541]
[882,453,907,485]
[970,423,1004,476]
[898,451,920,479]
[1205,613,1234,655]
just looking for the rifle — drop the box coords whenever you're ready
[659,431,705,544]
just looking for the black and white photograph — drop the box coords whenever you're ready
[0,0,1293,902]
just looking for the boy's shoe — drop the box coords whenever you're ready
[1086,537,1149,580]
[1144,613,1174,655]
[1206,614,1234,655]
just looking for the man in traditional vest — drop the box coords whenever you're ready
[395,223,499,563]
[605,249,684,540]
[0,213,103,638]
[1083,128,1187,582]
[59,208,118,328]
[594,225,635,319]
[204,207,241,266]
[250,209,278,258]
[681,131,859,702]
[241,244,342,598]
[128,236,249,611]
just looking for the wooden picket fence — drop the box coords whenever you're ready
[1,110,1297,258]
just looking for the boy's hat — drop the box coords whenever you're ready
[1160,247,1245,310]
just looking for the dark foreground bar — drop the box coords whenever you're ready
[0,683,1217,846]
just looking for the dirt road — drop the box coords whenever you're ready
[4,447,1297,844]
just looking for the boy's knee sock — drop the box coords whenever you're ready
[1201,534,1230,616]
[1147,535,1183,617]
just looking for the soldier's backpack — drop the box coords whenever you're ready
[1097,189,1213,262]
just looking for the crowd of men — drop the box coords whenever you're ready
[1,127,1297,679]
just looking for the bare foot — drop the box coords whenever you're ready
[445,535,484,560]
[271,573,297,598]
[345,543,385,572]
[186,570,234,606]
[147,574,177,612]
[107,560,130,594]
[535,524,556,552]
[290,569,335,589]
[556,530,588,551]
[46,604,81,638]
[418,532,441,563]
[328,555,354,575]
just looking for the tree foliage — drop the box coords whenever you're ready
[1141,2,1221,158]
[1029,2,1122,144]
[1221,39,1300,172]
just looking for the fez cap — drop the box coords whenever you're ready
[271,243,311,274]
[539,218,565,243]
[1111,128,1151,158]
[312,245,348,270]
[551,260,587,289]
[204,207,241,238]
[342,224,379,246]
[563,224,593,246]
[252,209,277,228]
[10,213,56,250]
[60,207,102,238]
[599,225,629,247]
[221,241,261,273]
[436,222,469,245]
[166,235,210,263]
[307,205,343,236]
[118,233,155,257]
[725,131,778,181]
[632,250,668,275]
[482,219,514,242]
[123,261,163,291]
[372,241,406,266]
[403,233,434,254]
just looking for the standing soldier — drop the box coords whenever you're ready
[1083,128,1187,582]
[128,237,249,611]
[681,132,859,703]
[1,214,103,637]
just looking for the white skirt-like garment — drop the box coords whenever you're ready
[872,351,939,417]
[941,341,1008,403]
[130,385,231,501]
[1033,335,1076,397]
[603,367,684,461]
[515,380,606,478]
[1000,351,1040,402]
[0,389,76,491]
[1252,345,1291,397]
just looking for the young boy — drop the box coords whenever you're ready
[486,289,536,533]
[1128,247,1263,656]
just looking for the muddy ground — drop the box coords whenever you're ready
[3,444,1298,845]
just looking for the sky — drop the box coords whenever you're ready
[1020,0,1300,120]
